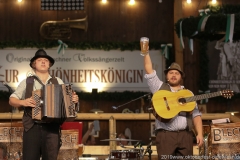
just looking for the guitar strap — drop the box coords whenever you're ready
[159,83,193,131]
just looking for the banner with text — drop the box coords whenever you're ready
[0,49,165,92]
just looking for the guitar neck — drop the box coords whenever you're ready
[185,91,222,103]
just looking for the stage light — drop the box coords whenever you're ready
[102,0,107,3]
[187,0,191,4]
[129,0,135,5]
[212,0,216,4]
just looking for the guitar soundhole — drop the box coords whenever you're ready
[178,98,186,105]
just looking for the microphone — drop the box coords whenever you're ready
[148,108,153,111]
[147,141,153,147]
[112,106,118,110]
[2,82,14,93]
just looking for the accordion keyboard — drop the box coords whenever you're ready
[63,84,76,118]
[32,90,42,120]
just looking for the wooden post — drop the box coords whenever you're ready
[173,0,184,72]
[109,116,116,151]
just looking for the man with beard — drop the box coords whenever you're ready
[143,52,203,159]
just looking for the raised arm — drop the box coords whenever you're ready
[144,54,154,74]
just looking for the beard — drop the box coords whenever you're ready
[167,79,181,87]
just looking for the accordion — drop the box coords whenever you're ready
[32,84,78,123]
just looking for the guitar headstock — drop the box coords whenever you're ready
[221,90,234,99]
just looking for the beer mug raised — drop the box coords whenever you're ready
[140,37,149,56]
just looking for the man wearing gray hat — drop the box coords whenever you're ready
[143,52,203,159]
[9,49,79,160]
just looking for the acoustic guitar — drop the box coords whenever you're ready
[152,89,234,119]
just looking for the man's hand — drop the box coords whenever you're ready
[196,134,203,147]
[72,92,79,103]
[22,97,36,107]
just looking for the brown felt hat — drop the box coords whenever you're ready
[164,62,185,77]
[30,49,55,68]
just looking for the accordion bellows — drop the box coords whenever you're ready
[32,84,77,123]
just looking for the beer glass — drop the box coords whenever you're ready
[140,37,149,56]
[77,144,85,157]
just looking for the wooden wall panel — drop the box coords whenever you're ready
[0,0,174,42]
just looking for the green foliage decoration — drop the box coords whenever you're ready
[175,5,240,41]
[0,40,164,51]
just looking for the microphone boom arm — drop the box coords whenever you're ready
[2,82,14,93]
[112,93,151,110]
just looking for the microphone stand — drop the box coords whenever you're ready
[145,95,153,160]
[112,93,151,110]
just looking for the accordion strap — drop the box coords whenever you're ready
[26,75,59,88]
[34,76,58,86]
[49,76,58,84]
[33,76,57,86]
[25,76,35,98]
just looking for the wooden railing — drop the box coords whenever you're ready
[0,112,239,159]
[1,113,238,121]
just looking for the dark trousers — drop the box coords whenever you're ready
[155,130,193,160]
[23,123,61,160]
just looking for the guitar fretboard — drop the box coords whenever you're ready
[184,91,222,103]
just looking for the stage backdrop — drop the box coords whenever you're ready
[0,49,165,92]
